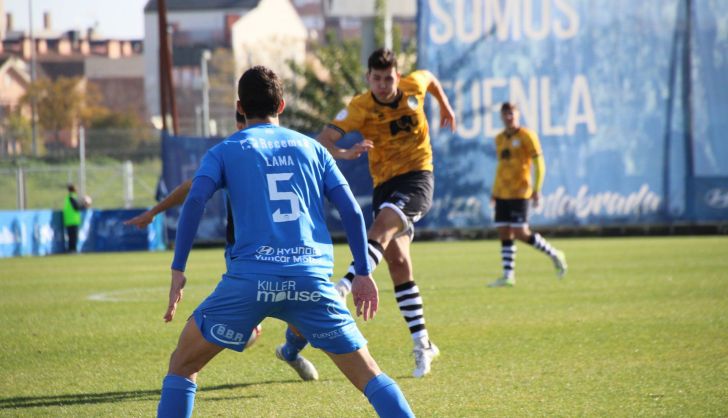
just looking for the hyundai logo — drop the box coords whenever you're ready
[256,246,275,255]
[705,188,728,209]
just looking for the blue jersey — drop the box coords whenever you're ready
[195,123,348,278]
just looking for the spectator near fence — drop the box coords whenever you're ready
[63,184,90,253]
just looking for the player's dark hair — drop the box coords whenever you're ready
[501,102,518,113]
[237,66,283,119]
[67,183,76,193]
[235,110,246,125]
[368,48,398,72]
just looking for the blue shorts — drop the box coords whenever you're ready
[192,273,367,354]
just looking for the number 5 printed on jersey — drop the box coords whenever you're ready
[267,173,301,222]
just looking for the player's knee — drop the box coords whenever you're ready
[168,350,204,378]
[515,229,531,242]
[385,255,410,277]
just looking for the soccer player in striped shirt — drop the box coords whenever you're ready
[488,102,567,287]
[278,47,456,378]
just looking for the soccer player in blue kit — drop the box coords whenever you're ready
[156,66,415,417]
[127,111,319,381]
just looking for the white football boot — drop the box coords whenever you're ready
[334,278,352,299]
[412,342,440,378]
[552,250,568,278]
[275,344,319,381]
[487,276,516,287]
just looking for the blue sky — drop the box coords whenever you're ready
[5,0,149,39]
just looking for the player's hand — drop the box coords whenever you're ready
[343,140,373,160]
[440,104,457,132]
[531,191,541,209]
[164,269,187,322]
[351,274,378,321]
[124,211,154,229]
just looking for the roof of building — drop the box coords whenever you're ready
[37,59,85,80]
[144,0,260,12]
[0,55,31,84]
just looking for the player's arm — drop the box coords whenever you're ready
[317,126,372,160]
[423,70,457,132]
[528,128,545,206]
[532,154,545,207]
[328,184,378,320]
[166,176,218,322]
[124,180,192,229]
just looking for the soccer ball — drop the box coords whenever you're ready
[245,323,263,349]
[83,195,93,207]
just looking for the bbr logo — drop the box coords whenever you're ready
[210,324,245,345]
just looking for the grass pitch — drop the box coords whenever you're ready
[0,236,726,417]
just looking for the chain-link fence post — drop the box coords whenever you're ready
[16,165,26,210]
[123,160,134,208]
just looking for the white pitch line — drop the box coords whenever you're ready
[87,285,205,302]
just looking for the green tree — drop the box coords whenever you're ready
[0,110,32,157]
[374,0,387,49]
[20,77,103,150]
[207,47,239,135]
[85,110,155,160]
[284,32,366,133]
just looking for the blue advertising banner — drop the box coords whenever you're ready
[160,132,375,241]
[159,0,727,243]
[160,133,227,242]
[417,0,728,227]
[0,209,165,258]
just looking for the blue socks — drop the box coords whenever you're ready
[158,374,197,418]
[279,327,309,361]
[364,373,415,418]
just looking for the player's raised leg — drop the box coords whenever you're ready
[335,239,384,297]
[158,318,225,418]
[385,234,439,378]
[515,226,568,278]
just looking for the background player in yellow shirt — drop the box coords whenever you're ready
[488,102,567,287]
[310,47,455,377]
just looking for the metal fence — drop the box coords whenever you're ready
[0,160,161,210]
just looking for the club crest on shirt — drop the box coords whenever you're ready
[407,95,419,110]
[335,109,348,121]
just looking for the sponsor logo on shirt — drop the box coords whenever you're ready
[335,109,348,121]
[407,95,419,110]
[254,246,321,263]
[256,246,275,255]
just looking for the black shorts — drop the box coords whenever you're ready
[494,199,529,226]
[372,170,434,225]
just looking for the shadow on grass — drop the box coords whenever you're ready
[0,380,296,410]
